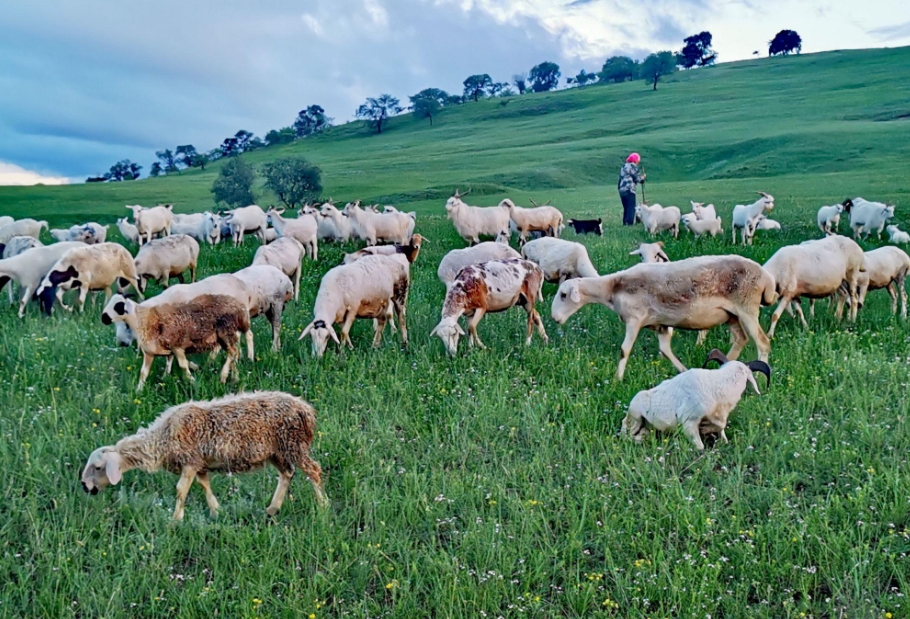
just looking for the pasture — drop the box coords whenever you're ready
[1,46,910,618]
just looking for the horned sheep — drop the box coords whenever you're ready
[849,198,895,240]
[520,237,598,283]
[444,190,511,245]
[504,198,564,242]
[342,202,412,246]
[126,204,174,245]
[731,192,774,245]
[266,207,318,260]
[132,234,200,292]
[315,202,352,242]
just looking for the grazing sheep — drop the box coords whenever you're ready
[437,241,521,288]
[444,190,511,245]
[171,212,221,245]
[681,214,723,238]
[0,216,13,229]
[504,198,564,242]
[101,293,249,390]
[266,207,318,261]
[566,218,603,236]
[817,200,851,235]
[0,242,85,317]
[623,349,770,450]
[50,225,91,243]
[252,237,305,301]
[80,391,328,519]
[81,222,108,244]
[342,201,411,246]
[233,265,295,352]
[224,204,268,246]
[551,255,774,380]
[849,198,896,240]
[762,235,865,337]
[126,204,174,245]
[0,218,48,247]
[731,192,775,245]
[132,234,200,292]
[431,258,547,355]
[690,202,718,221]
[116,218,141,244]
[636,203,681,238]
[852,246,910,317]
[37,242,143,315]
[343,234,425,265]
[520,237,598,283]
[887,225,910,244]
[2,236,43,259]
[629,241,670,264]
[300,254,410,357]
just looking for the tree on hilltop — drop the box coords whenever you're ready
[463,74,493,102]
[211,158,255,208]
[677,31,717,68]
[599,56,639,83]
[769,30,802,56]
[641,51,677,91]
[529,62,561,92]
[356,94,402,134]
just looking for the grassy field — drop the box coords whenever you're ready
[1,47,910,618]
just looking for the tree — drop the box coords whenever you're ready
[640,51,677,91]
[149,162,163,178]
[513,73,528,94]
[206,148,223,164]
[105,160,141,182]
[599,56,638,83]
[677,31,717,69]
[234,130,254,152]
[769,30,802,56]
[567,69,596,87]
[220,136,240,158]
[355,94,402,134]
[445,94,464,106]
[411,88,450,106]
[155,148,179,174]
[529,62,561,92]
[262,158,322,210]
[293,104,330,137]
[463,74,492,102]
[211,158,255,208]
[175,144,201,169]
[409,93,441,126]
[265,127,297,146]
[487,81,510,97]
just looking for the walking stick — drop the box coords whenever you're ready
[640,166,646,203]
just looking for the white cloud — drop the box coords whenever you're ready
[0,161,70,186]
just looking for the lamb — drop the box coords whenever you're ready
[171,212,221,245]
[849,198,896,240]
[80,391,328,519]
[0,242,85,316]
[342,201,411,246]
[343,234,425,265]
[566,218,603,236]
[750,215,781,232]
[266,207,318,260]
[629,241,670,264]
[887,225,910,244]
[224,204,268,246]
[116,218,141,244]
[233,265,295,352]
[635,203,681,238]
[81,222,109,244]
[316,202,352,242]
[126,204,174,245]
[520,237,598,283]
[731,192,775,245]
[0,218,48,246]
[851,246,910,318]
[50,225,92,243]
[299,254,411,358]
[132,234,200,292]
[551,255,774,380]
[623,349,771,450]
[762,235,865,337]
[431,258,547,355]
[37,242,143,315]
[252,237,305,301]
[681,214,723,238]
[444,189,511,245]
[437,241,521,288]
[101,293,249,389]
[504,198,564,242]
[817,200,851,235]
[690,202,718,221]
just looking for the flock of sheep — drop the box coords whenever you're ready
[0,188,904,519]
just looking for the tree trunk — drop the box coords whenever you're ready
[429,115,433,127]
[653,76,658,91]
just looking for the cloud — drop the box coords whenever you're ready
[0,161,70,186]
[869,20,910,41]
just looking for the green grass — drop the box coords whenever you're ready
[1,47,910,618]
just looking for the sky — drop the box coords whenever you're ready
[1,0,908,185]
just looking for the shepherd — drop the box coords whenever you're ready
[618,152,646,226]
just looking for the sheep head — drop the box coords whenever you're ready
[551,279,588,324]
[430,319,465,356]
[300,319,340,358]
[101,293,135,326]
[81,447,123,494]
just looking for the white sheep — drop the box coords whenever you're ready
[817,201,849,235]
[0,242,85,317]
[82,222,109,244]
[252,237,305,301]
[133,234,200,292]
[681,214,723,238]
[80,391,328,519]
[0,216,13,228]
[116,218,140,244]
[342,202,411,246]
[300,204,340,242]
[853,246,910,318]
[551,256,775,380]
[437,241,521,288]
[50,225,91,243]
[316,202,352,242]
[224,204,268,246]
[126,204,174,245]
[171,212,221,245]
[0,218,48,245]
[849,198,895,240]
[520,237,598,283]
[266,207,318,260]
[636,203,681,238]
[504,198,564,242]
[690,202,718,221]
[1,236,45,306]
[731,192,774,245]
[623,349,770,450]
[233,265,295,352]
[444,190,512,245]
[629,241,670,264]
[300,254,410,357]
[887,225,910,244]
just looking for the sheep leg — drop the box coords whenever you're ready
[340,311,357,350]
[172,467,198,521]
[393,296,408,348]
[466,309,486,349]
[726,319,749,361]
[195,471,220,518]
[737,312,771,364]
[137,352,155,391]
[792,300,809,329]
[768,296,793,338]
[896,276,908,318]
[165,356,174,375]
[266,306,282,352]
[300,456,329,508]
[219,340,239,383]
[695,330,708,346]
[173,349,195,382]
[190,263,196,283]
[293,267,301,302]
[532,310,548,344]
[682,420,706,451]
[656,326,687,374]
[372,313,388,348]
[311,240,318,262]
[616,320,643,381]
[56,288,72,312]
[265,469,294,516]
[17,286,33,318]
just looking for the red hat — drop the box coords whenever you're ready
[626,153,641,164]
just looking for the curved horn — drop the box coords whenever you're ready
[529,198,539,207]
[757,191,770,198]
[703,348,728,368]
[544,199,552,206]
[745,360,771,387]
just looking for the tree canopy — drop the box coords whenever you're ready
[599,56,639,83]
[567,69,596,87]
[409,92,441,126]
[293,105,330,137]
[769,30,802,56]
[529,62,561,92]
[262,158,322,210]
[356,94,402,134]
[211,158,255,208]
[463,74,493,102]
[677,31,717,69]
[105,160,141,182]
[265,127,297,146]
[512,73,528,94]
[641,51,678,90]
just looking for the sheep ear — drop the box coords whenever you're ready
[455,323,465,336]
[569,285,581,303]
[105,451,123,485]
[430,324,439,337]
[327,325,340,344]
[746,373,761,396]
[299,323,314,339]
[113,301,126,315]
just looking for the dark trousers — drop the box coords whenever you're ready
[620,191,636,226]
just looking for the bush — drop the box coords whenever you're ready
[262,158,322,209]
[211,158,256,209]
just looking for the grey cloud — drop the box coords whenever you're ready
[869,21,910,41]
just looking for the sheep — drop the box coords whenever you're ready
[342,201,411,246]
[2,236,42,259]
[444,189,511,245]
[437,241,521,289]
[50,225,91,243]
[629,241,670,264]
[299,254,410,358]
[101,293,249,390]
[343,234,425,265]
[887,225,910,244]
[635,203,681,238]
[681,214,723,238]
[431,258,547,355]
[170,212,221,245]
[126,204,174,245]
[817,200,851,235]
[300,204,340,242]
[233,265,295,352]
[731,192,775,245]
[224,204,268,246]
[520,237,598,283]
[0,216,13,228]
[566,218,603,236]
[504,198,564,242]
[252,237,305,301]
[762,235,865,337]
[851,246,910,318]
[80,391,328,519]
[551,255,774,380]
[82,222,109,244]
[0,242,86,316]
[316,202,352,242]
[623,349,771,450]
[36,242,143,314]
[116,218,141,244]
[266,207,318,261]
[0,218,48,247]
[849,198,896,240]
[751,214,781,231]
[132,234,200,292]
[690,202,718,221]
